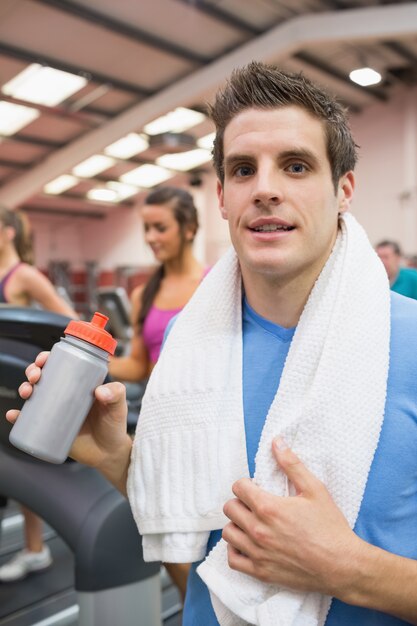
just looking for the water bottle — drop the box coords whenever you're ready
[9,312,117,464]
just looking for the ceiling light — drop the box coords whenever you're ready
[2,63,88,107]
[87,181,140,203]
[106,181,140,200]
[349,67,382,87]
[197,132,215,150]
[156,148,211,172]
[72,155,115,178]
[44,175,79,195]
[87,188,119,203]
[120,164,173,187]
[104,133,149,159]
[144,107,206,135]
[0,101,40,135]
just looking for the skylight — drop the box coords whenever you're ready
[197,132,215,150]
[120,164,173,187]
[104,133,149,159]
[44,175,79,195]
[72,155,115,178]
[2,64,88,107]
[144,107,206,136]
[156,149,211,172]
[0,101,40,135]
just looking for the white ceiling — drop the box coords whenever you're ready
[0,0,416,219]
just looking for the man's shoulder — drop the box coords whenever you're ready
[390,291,417,339]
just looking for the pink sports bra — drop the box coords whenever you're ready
[142,305,182,364]
[141,267,210,364]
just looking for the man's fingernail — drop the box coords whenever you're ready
[274,436,288,451]
[99,386,113,400]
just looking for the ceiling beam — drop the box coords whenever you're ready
[0,94,102,128]
[383,39,417,64]
[1,2,416,208]
[174,0,262,36]
[294,50,388,101]
[0,133,65,149]
[0,42,151,97]
[22,206,106,219]
[35,0,209,65]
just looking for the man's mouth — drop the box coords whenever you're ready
[251,224,294,232]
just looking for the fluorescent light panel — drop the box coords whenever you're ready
[0,101,40,135]
[156,148,211,172]
[106,181,139,199]
[349,67,382,87]
[104,133,149,159]
[87,188,119,203]
[72,154,115,178]
[197,132,215,150]
[144,107,206,135]
[120,164,173,187]
[44,175,79,195]
[87,181,140,203]
[2,63,88,107]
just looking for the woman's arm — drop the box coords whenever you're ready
[108,334,150,381]
[108,285,151,382]
[19,264,77,317]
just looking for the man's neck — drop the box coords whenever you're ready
[242,269,319,329]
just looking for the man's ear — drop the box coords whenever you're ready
[338,171,355,213]
[217,179,227,220]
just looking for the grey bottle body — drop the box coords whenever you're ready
[9,335,109,464]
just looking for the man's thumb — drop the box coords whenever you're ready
[95,382,127,422]
[272,437,317,496]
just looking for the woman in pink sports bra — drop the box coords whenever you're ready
[109,186,206,381]
[0,207,77,584]
[108,187,206,601]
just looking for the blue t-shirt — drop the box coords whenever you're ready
[179,293,417,625]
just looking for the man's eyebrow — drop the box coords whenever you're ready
[279,149,320,164]
[223,154,254,170]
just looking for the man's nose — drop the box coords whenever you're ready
[251,168,283,208]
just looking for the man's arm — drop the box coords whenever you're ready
[222,438,417,625]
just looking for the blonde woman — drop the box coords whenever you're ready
[0,206,77,583]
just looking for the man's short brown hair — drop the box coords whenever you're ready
[208,61,358,193]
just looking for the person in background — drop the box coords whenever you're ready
[0,206,77,583]
[108,186,207,600]
[376,239,417,299]
[406,254,417,270]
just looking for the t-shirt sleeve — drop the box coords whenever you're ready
[161,314,178,351]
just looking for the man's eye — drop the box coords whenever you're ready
[235,165,254,177]
[288,163,306,174]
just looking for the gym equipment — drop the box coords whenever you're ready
[0,306,161,626]
[96,286,133,350]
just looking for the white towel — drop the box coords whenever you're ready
[127,213,390,625]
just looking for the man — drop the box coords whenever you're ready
[376,239,417,299]
[9,63,417,625]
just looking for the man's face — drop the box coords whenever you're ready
[217,106,354,289]
[376,245,400,281]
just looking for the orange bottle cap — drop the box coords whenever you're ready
[64,312,117,355]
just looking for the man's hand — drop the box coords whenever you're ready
[6,351,132,495]
[222,438,363,600]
